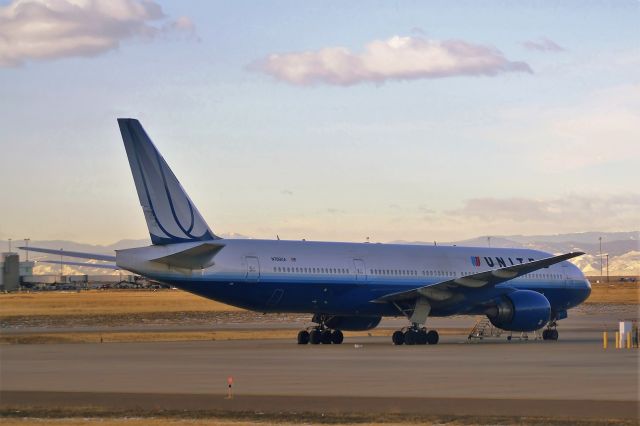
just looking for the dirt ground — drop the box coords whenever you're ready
[1,417,631,426]
[1,398,635,426]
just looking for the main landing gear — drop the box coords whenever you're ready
[392,325,439,345]
[297,327,343,345]
[542,321,559,341]
[297,314,345,345]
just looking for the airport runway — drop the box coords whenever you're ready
[1,331,638,420]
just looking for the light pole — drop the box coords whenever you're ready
[606,254,609,283]
[599,237,603,282]
[8,238,11,253]
[24,238,30,261]
[487,236,491,248]
[60,248,64,280]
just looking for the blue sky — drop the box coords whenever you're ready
[0,0,638,244]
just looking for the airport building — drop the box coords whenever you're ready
[1,252,34,291]
[0,252,153,291]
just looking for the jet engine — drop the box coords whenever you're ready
[323,315,381,331]
[486,290,551,332]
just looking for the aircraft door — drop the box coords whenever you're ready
[353,259,367,281]
[245,256,260,282]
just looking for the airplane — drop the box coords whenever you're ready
[21,118,592,345]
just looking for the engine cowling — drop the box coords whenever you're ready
[324,315,381,331]
[486,290,551,332]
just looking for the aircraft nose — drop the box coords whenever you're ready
[581,278,592,302]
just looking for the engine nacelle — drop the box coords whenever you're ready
[323,315,381,331]
[486,290,551,332]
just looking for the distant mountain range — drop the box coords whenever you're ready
[14,231,639,276]
[392,231,639,276]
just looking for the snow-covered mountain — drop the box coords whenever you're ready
[394,231,639,276]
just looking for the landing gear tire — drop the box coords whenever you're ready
[404,329,417,345]
[392,330,405,345]
[417,329,428,345]
[543,329,559,341]
[309,329,322,344]
[426,330,439,345]
[321,329,333,344]
[297,330,310,345]
[331,330,344,344]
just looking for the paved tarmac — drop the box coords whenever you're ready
[1,302,635,334]
[1,331,638,420]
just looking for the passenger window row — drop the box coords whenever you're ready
[526,273,562,280]
[272,266,563,280]
[370,269,418,276]
[273,266,349,274]
[422,270,456,277]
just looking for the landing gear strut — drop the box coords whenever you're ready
[391,325,439,346]
[542,321,559,341]
[297,317,344,345]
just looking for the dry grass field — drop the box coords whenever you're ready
[0,279,637,319]
[585,279,639,304]
[3,418,625,426]
[1,408,632,426]
[0,281,637,319]
[0,290,241,317]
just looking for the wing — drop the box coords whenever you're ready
[18,246,116,262]
[36,260,120,270]
[372,251,584,304]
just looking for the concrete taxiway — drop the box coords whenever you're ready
[1,331,638,420]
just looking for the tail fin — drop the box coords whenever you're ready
[118,118,219,245]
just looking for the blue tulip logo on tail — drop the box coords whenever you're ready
[118,118,219,245]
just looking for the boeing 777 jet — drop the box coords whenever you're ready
[23,119,591,345]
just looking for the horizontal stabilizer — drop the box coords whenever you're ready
[149,242,224,269]
[37,260,120,270]
[18,246,116,262]
[373,251,584,304]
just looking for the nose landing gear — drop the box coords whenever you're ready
[542,321,559,341]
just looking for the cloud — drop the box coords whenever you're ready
[0,0,196,67]
[250,35,532,86]
[521,38,565,52]
[446,194,640,232]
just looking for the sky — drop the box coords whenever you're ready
[0,0,639,245]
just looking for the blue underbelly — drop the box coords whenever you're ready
[161,276,590,318]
